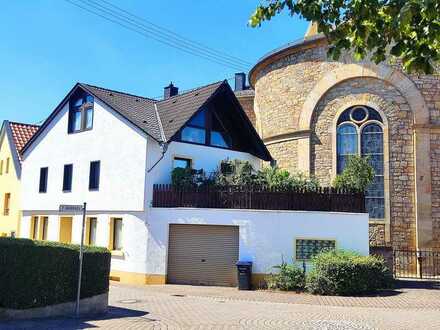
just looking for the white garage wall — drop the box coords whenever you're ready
[21,208,368,278]
[146,208,369,275]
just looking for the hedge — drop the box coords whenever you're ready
[0,237,111,309]
[306,250,394,296]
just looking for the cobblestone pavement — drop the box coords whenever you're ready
[2,281,440,330]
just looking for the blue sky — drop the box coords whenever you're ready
[0,1,308,125]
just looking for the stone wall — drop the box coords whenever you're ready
[252,37,440,250]
[310,78,416,249]
[236,94,256,127]
[254,41,340,139]
[431,132,440,249]
[369,224,386,247]
[266,139,298,173]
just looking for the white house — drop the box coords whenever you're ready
[19,80,369,287]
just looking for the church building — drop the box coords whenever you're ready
[242,24,440,250]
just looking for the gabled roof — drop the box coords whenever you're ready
[21,80,272,161]
[0,120,39,177]
[79,83,162,142]
[156,81,224,140]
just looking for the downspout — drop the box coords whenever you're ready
[147,103,168,173]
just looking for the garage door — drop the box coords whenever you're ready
[167,224,239,286]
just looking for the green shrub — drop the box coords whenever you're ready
[306,250,393,296]
[171,167,195,188]
[266,261,305,291]
[257,167,320,191]
[0,237,111,309]
[333,155,375,192]
[170,159,322,191]
[171,167,213,188]
[215,159,257,186]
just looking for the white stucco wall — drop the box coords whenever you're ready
[21,99,148,212]
[145,140,262,205]
[18,88,269,279]
[20,207,368,278]
[21,211,149,274]
[146,208,369,275]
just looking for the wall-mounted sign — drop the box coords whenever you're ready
[59,204,84,213]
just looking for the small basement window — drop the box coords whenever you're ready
[295,239,336,261]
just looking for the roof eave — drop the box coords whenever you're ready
[79,84,161,143]
[1,121,22,178]
[22,83,161,156]
[222,84,273,162]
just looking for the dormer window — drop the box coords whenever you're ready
[68,93,94,133]
[180,109,232,149]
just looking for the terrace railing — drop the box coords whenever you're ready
[152,184,366,213]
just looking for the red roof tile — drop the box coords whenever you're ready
[9,122,39,160]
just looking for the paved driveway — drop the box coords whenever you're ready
[2,281,440,329]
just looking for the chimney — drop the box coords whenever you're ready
[234,72,246,91]
[164,82,178,99]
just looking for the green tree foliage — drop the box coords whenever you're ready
[333,155,375,192]
[249,0,440,74]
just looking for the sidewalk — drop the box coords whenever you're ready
[110,280,440,310]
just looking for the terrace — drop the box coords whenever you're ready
[152,184,365,213]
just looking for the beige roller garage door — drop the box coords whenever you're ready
[167,224,239,286]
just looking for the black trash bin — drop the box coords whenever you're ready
[236,261,252,290]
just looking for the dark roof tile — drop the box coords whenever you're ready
[79,83,162,141]
[156,81,224,140]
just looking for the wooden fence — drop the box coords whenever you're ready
[152,184,365,213]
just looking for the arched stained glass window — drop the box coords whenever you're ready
[336,106,385,219]
[337,124,358,174]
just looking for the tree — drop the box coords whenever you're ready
[249,0,440,74]
[333,155,375,192]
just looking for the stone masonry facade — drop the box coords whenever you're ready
[249,37,440,250]
[311,79,416,249]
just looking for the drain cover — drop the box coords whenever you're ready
[171,294,186,297]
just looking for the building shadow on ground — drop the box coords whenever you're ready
[394,279,440,290]
[0,306,154,330]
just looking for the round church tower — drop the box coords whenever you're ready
[249,25,440,250]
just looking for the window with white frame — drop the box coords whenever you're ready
[336,106,385,219]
